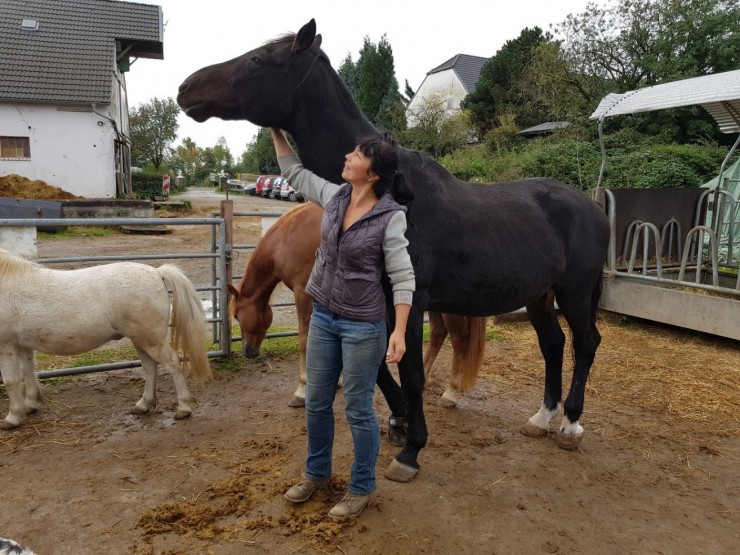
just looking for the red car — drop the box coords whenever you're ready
[254,175,281,197]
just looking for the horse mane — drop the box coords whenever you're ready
[0,249,36,280]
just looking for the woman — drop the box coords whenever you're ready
[271,129,414,519]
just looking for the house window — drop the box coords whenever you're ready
[0,136,31,158]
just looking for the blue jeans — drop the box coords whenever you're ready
[304,302,386,496]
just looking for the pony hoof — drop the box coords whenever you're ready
[131,405,150,415]
[174,409,193,420]
[384,459,419,483]
[0,419,20,431]
[288,396,305,408]
[555,431,583,450]
[520,421,548,438]
[439,396,457,408]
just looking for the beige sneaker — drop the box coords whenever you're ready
[328,492,371,519]
[284,477,327,503]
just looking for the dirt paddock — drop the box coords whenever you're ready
[1,189,738,554]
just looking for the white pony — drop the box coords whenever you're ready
[0,248,211,430]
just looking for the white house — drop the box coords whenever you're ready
[406,54,488,127]
[0,0,163,198]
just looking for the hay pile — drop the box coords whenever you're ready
[0,173,81,199]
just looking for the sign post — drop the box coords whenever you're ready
[162,175,170,199]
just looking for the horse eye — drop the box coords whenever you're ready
[251,56,263,66]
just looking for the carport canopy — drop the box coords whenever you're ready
[590,69,740,134]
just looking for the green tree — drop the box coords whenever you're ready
[167,137,205,184]
[341,35,406,134]
[129,97,180,171]
[401,92,470,158]
[552,0,740,142]
[240,128,279,174]
[462,27,553,135]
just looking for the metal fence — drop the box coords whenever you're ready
[0,208,293,379]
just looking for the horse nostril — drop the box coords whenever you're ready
[178,80,189,93]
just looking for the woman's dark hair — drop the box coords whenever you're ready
[356,136,414,206]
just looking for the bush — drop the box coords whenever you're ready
[132,174,164,200]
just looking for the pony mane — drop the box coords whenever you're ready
[266,33,296,46]
[0,249,36,280]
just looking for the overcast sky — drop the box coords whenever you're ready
[125,0,597,156]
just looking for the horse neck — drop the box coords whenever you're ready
[286,62,378,183]
[238,255,281,306]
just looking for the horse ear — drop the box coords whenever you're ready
[293,19,317,55]
[227,284,240,300]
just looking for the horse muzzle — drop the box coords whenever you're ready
[242,343,261,358]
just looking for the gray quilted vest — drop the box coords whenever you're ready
[306,184,406,322]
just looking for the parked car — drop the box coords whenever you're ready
[261,176,279,198]
[243,182,257,195]
[227,179,244,193]
[279,179,304,202]
[254,174,280,197]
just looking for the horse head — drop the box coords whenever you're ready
[227,284,273,358]
[177,19,323,129]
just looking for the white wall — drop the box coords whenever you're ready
[0,102,118,198]
[406,70,466,127]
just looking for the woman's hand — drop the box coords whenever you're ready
[386,329,407,364]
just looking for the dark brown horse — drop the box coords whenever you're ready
[227,203,485,409]
[178,19,610,482]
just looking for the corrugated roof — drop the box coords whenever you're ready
[428,54,488,93]
[0,0,162,104]
[518,121,570,136]
[590,70,740,134]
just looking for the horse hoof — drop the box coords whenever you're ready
[131,405,150,415]
[439,396,457,408]
[174,409,193,420]
[555,431,583,450]
[520,421,548,438]
[0,420,20,431]
[288,396,305,408]
[384,459,419,483]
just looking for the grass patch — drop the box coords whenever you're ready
[38,226,116,239]
[35,344,138,370]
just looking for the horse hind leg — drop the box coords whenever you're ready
[139,343,196,419]
[553,281,602,450]
[438,314,486,408]
[423,311,448,381]
[521,292,566,439]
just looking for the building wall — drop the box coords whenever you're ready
[0,102,118,198]
[406,70,466,127]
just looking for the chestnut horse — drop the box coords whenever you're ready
[178,19,610,482]
[227,203,485,409]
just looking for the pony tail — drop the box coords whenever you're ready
[391,172,414,206]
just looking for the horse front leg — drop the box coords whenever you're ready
[289,290,312,408]
[0,347,30,430]
[384,294,428,482]
[521,293,565,439]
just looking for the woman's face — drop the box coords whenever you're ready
[342,146,377,186]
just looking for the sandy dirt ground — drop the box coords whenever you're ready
[1,188,738,555]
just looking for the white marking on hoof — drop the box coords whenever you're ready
[439,388,460,408]
[384,459,419,483]
[521,403,560,438]
[556,417,584,450]
[288,395,305,408]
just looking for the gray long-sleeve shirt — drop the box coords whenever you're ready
[278,153,415,306]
